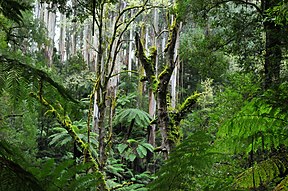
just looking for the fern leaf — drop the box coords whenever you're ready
[217,98,288,154]
[48,132,70,146]
[274,175,288,191]
[70,173,102,191]
[136,145,147,158]
[0,55,78,103]
[114,108,151,128]
[59,136,72,146]
[149,131,214,191]
[235,155,288,189]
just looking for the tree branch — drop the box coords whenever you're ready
[207,0,263,15]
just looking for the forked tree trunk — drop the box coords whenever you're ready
[135,21,179,158]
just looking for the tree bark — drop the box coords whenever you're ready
[135,21,179,158]
[263,0,282,89]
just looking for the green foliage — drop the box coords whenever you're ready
[114,108,151,129]
[266,2,288,26]
[179,27,229,96]
[148,131,215,191]
[217,97,288,154]
[49,120,98,148]
[274,175,288,191]
[30,158,102,191]
[0,54,78,103]
[0,140,43,191]
[235,153,288,190]
[0,0,31,24]
[117,139,154,162]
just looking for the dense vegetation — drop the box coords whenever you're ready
[1,0,288,190]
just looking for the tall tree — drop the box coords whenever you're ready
[180,0,287,89]
[135,15,200,158]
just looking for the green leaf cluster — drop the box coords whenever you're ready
[114,108,151,129]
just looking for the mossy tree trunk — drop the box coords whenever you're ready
[87,1,150,188]
[135,20,200,159]
[263,0,282,89]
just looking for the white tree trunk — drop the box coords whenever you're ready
[59,13,66,62]
[170,20,182,108]
[39,2,57,67]
[128,10,134,76]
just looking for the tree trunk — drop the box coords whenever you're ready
[263,0,282,89]
[170,22,182,108]
[59,13,66,62]
[39,2,57,67]
[135,21,179,159]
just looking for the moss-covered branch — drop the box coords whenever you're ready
[167,92,200,145]
[177,92,200,122]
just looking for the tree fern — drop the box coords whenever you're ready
[114,108,151,129]
[0,55,78,103]
[215,88,288,190]
[30,158,103,191]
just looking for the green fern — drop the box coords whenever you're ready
[114,108,151,128]
[0,0,30,24]
[0,55,78,103]
[0,140,44,191]
[148,131,214,191]
[217,97,288,154]
[274,176,288,191]
[235,154,288,189]
[30,158,102,191]
[49,120,98,155]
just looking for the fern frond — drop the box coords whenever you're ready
[149,131,215,191]
[0,55,78,103]
[0,0,30,24]
[217,98,288,154]
[0,157,44,191]
[0,140,44,191]
[114,108,151,128]
[274,175,288,191]
[49,131,70,146]
[235,154,288,189]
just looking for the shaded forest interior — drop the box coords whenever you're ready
[1,0,288,190]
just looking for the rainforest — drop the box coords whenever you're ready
[1,0,288,190]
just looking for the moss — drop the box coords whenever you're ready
[158,66,169,80]
[164,20,177,52]
[166,92,200,146]
[152,75,159,93]
[179,92,201,112]
[167,123,182,146]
